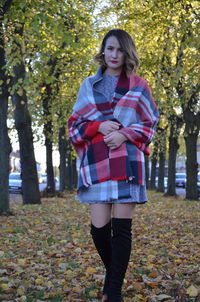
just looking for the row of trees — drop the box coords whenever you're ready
[0,0,98,213]
[0,0,199,214]
[106,0,199,199]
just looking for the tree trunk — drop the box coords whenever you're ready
[166,116,183,196]
[185,133,198,200]
[145,155,150,189]
[66,141,73,190]
[11,23,40,204]
[149,140,158,190]
[150,158,157,190]
[157,151,165,193]
[177,82,200,200]
[44,133,55,194]
[166,136,178,195]
[157,127,167,193]
[0,3,12,214]
[59,126,67,191]
[183,103,200,200]
[42,84,55,194]
[176,37,200,200]
[72,158,78,189]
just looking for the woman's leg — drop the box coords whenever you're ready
[90,204,112,301]
[112,203,136,219]
[90,203,112,228]
[108,203,136,302]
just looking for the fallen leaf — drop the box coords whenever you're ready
[17,288,25,296]
[86,267,97,274]
[149,271,159,278]
[132,282,145,291]
[0,283,10,291]
[17,259,26,265]
[1,192,199,301]
[157,294,173,301]
[0,251,5,257]
[186,285,198,297]
[66,269,73,275]
[35,278,43,285]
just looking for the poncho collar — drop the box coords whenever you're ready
[90,67,130,91]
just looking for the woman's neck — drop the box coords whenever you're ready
[104,67,122,76]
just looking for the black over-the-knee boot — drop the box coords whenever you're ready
[108,218,132,302]
[90,220,112,296]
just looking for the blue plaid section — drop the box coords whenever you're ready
[77,180,147,204]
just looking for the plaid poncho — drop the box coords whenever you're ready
[68,68,159,191]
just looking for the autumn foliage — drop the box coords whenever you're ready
[0,192,199,301]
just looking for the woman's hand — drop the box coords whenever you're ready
[104,131,127,150]
[98,121,120,135]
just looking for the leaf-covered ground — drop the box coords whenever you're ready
[0,192,200,302]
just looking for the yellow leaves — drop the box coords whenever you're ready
[40,86,46,93]
[186,285,199,297]
[60,239,67,244]
[88,289,97,296]
[17,287,25,296]
[18,259,26,265]
[1,192,199,301]
[147,254,156,262]
[35,278,44,285]
[66,269,73,276]
[17,88,23,96]
[44,291,58,299]
[145,264,154,270]
[33,219,40,224]
[0,283,10,291]
[132,294,148,302]
[86,267,97,274]
[46,280,53,288]
[5,227,16,233]
[0,251,5,257]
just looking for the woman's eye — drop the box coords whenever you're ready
[106,47,124,52]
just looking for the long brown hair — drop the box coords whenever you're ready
[94,29,139,74]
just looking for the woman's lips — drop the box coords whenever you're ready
[110,60,118,64]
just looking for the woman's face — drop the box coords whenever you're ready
[104,36,125,75]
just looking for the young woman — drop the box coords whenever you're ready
[68,29,159,302]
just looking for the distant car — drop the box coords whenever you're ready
[9,172,22,194]
[197,173,200,185]
[175,173,186,188]
[155,177,168,188]
[41,174,47,183]
[164,177,168,188]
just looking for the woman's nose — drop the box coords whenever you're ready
[112,49,117,57]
